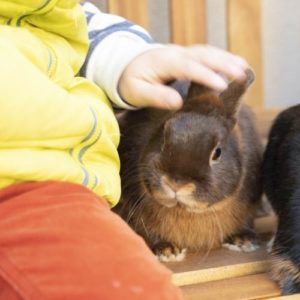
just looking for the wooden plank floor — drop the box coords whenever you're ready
[164,214,280,299]
[182,274,279,300]
[162,109,292,299]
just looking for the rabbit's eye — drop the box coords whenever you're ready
[213,147,222,160]
[211,147,222,163]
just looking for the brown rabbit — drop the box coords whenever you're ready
[115,69,263,261]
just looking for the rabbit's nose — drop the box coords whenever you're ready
[161,176,184,193]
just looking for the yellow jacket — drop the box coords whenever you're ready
[0,0,120,206]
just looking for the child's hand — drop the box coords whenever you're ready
[118,45,249,110]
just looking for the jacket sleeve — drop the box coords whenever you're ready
[80,2,162,109]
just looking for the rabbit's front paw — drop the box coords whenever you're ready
[223,230,260,252]
[153,241,187,262]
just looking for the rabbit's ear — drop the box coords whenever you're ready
[186,82,212,100]
[220,69,255,119]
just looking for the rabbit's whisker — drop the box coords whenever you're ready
[126,192,146,223]
[141,217,150,238]
[211,206,224,243]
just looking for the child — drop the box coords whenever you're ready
[0,1,248,299]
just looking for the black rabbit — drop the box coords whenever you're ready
[263,105,300,295]
[115,69,262,261]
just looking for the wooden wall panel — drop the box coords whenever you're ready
[170,0,206,45]
[88,0,108,12]
[228,0,263,107]
[206,0,227,49]
[108,0,149,29]
[148,0,171,43]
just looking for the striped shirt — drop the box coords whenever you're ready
[81,2,162,109]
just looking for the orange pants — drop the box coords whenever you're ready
[0,181,183,300]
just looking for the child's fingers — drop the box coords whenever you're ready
[179,59,228,91]
[122,79,183,110]
[189,45,248,69]
[149,46,240,91]
[142,48,229,91]
[185,45,248,80]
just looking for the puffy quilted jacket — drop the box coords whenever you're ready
[0,0,121,206]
